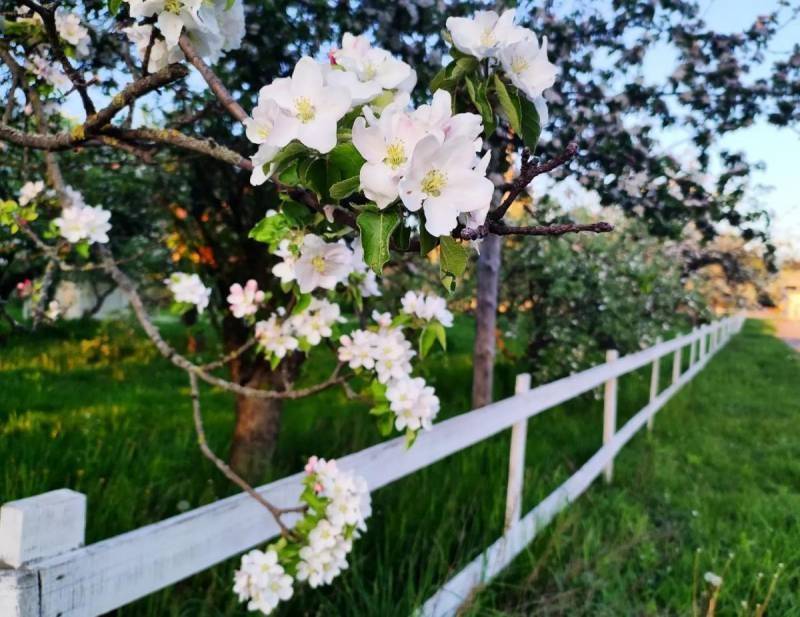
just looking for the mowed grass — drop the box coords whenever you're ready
[0,318,797,615]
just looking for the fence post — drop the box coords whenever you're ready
[689,328,697,367]
[699,326,707,359]
[672,342,682,384]
[0,489,86,615]
[647,337,662,432]
[504,374,531,531]
[602,350,619,483]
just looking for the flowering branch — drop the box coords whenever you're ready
[17,0,97,116]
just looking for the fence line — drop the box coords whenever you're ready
[0,316,744,616]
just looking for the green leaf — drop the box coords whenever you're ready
[419,215,439,256]
[356,208,400,274]
[248,212,290,247]
[377,413,395,437]
[328,143,365,180]
[368,403,391,416]
[404,428,418,448]
[292,293,312,315]
[108,0,123,15]
[280,197,312,226]
[465,75,495,134]
[419,326,437,359]
[516,89,542,150]
[329,176,361,201]
[450,56,479,81]
[493,74,522,135]
[439,236,469,291]
[429,66,449,93]
[75,241,90,259]
[432,321,447,351]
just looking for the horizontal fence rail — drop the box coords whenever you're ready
[0,316,744,616]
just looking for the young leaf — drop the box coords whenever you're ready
[493,74,522,135]
[516,89,542,151]
[356,208,400,274]
[431,322,447,352]
[439,236,469,291]
[328,143,366,180]
[329,176,361,201]
[450,56,479,81]
[108,0,123,15]
[377,413,395,437]
[419,325,438,359]
[248,211,290,247]
[419,215,439,256]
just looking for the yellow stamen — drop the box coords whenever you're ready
[480,28,495,47]
[164,0,182,14]
[295,97,316,123]
[421,169,447,197]
[383,142,407,169]
[311,255,326,273]
[510,56,529,74]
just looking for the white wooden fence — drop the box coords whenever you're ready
[0,315,744,616]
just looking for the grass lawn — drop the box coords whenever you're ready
[1,318,797,615]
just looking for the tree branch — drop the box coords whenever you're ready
[459,220,614,241]
[489,142,579,222]
[178,34,248,123]
[188,372,304,538]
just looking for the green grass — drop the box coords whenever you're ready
[0,319,797,615]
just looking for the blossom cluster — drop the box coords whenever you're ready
[271,233,380,297]
[164,272,211,313]
[123,0,245,70]
[400,290,454,327]
[226,279,265,319]
[338,309,444,435]
[255,298,343,360]
[52,187,112,246]
[446,8,556,121]
[233,457,370,615]
[14,7,91,91]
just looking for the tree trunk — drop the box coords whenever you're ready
[472,232,503,408]
[228,355,284,482]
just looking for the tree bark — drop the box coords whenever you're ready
[472,232,503,408]
[227,353,284,483]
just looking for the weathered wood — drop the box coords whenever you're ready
[420,326,734,617]
[0,489,86,568]
[602,350,619,483]
[7,317,740,616]
[647,336,662,432]
[0,568,39,616]
[504,374,531,530]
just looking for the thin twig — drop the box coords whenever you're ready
[178,34,248,123]
[188,372,304,538]
[489,142,579,221]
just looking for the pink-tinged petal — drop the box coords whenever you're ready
[398,178,423,212]
[258,78,294,111]
[360,163,399,208]
[291,57,324,99]
[352,118,385,162]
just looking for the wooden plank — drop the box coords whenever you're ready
[23,318,738,616]
[420,345,721,617]
[0,489,86,567]
[647,337,662,432]
[602,350,619,483]
[504,374,531,530]
[0,568,39,617]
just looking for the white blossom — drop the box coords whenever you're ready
[45,300,61,321]
[233,549,294,615]
[399,135,493,236]
[326,33,416,105]
[498,35,556,103]
[446,8,530,59]
[19,180,45,206]
[227,280,265,318]
[704,571,723,588]
[255,315,298,359]
[55,11,91,57]
[123,24,181,73]
[271,239,298,284]
[400,290,454,327]
[54,204,112,245]
[254,57,351,154]
[386,376,440,431]
[289,298,343,345]
[164,272,211,313]
[337,329,379,370]
[293,234,353,293]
